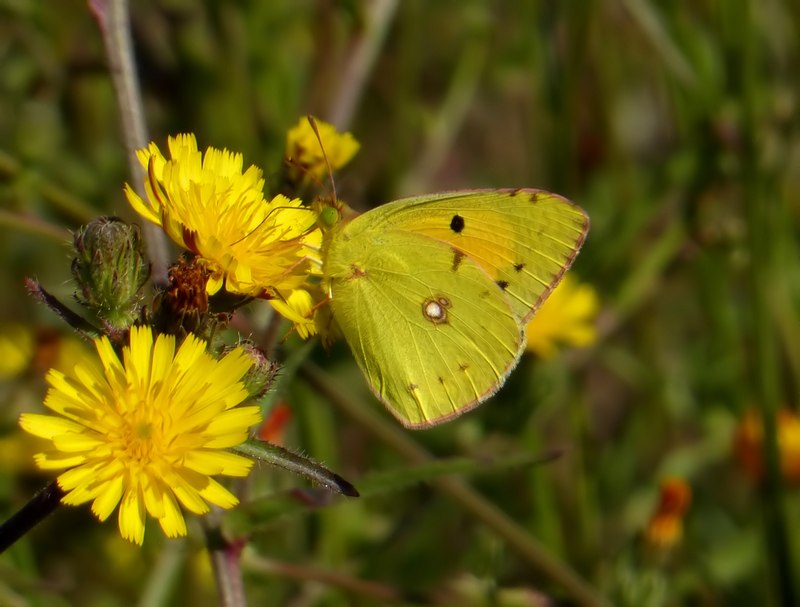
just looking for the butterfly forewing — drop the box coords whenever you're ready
[366,189,589,322]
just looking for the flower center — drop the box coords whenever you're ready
[118,405,169,464]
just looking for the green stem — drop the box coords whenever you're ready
[621,0,696,86]
[0,209,72,243]
[0,150,97,224]
[301,362,608,607]
[137,539,186,607]
[244,554,403,603]
[235,440,359,497]
[327,0,399,130]
[398,25,487,195]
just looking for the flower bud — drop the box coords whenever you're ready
[71,217,150,329]
[235,342,280,399]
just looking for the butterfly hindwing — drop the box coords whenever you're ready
[327,228,523,428]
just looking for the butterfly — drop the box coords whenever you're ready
[319,189,588,428]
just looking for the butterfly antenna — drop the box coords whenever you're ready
[307,115,338,205]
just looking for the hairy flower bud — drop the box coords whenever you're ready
[71,217,150,329]
[235,342,280,399]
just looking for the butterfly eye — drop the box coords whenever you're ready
[318,205,340,229]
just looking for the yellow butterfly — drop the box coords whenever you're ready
[320,189,588,428]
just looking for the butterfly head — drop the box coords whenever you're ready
[313,196,359,232]
[317,201,341,231]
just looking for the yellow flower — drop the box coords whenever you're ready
[124,134,322,309]
[526,276,599,358]
[269,288,320,340]
[19,325,261,545]
[285,117,360,181]
[0,324,34,379]
[643,477,692,550]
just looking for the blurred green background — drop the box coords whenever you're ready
[2,0,800,605]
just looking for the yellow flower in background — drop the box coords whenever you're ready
[526,276,599,358]
[644,477,692,550]
[19,325,261,545]
[285,117,360,181]
[0,433,41,473]
[0,324,34,379]
[125,134,322,310]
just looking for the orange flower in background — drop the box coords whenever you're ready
[734,408,800,483]
[257,403,293,446]
[644,477,692,550]
[32,329,92,376]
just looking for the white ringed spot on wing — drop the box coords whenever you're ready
[422,296,452,324]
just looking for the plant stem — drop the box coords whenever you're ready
[327,0,399,130]
[88,0,170,286]
[205,525,247,607]
[137,539,187,607]
[0,209,72,243]
[245,554,404,603]
[0,481,64,553]
[0,150,97,224]
[398,25,487,195]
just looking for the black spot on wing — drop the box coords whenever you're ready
[450,214,465,233]
[497,280,510,291]
[513,262,525,272]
